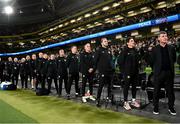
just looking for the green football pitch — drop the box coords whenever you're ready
[0,90,163,123]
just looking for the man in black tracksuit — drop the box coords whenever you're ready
[93,38,114,107]
[57,49,68,96]
[150,31,176,115]
[19,58,28,88]
[46,54,58,94]
[80,43,95,102]
[12,58,20,86]
[25,55,32,85]
[117,37,140,110]
[41,54,48,89]
[3,61,8,81]
[31,54,38,89]
[0,58,4,82]
[66,46,80,99]
[6,57,13,81]
[36,52,44,89]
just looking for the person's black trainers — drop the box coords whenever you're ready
[66,94,70,100]
[75,93,79,97]
[153,107,159,115]
[96,101,101,107]
[58,94,62,98]
[168,108,176,116]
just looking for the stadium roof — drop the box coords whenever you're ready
[0,0,104,25]
[0,0,179,53]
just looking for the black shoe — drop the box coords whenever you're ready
[75,93,79,97]
[96,101,101,107]
[153,107,159,115]
[66,94,70,100]
[168,108,176,116]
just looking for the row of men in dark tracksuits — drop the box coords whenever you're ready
[0,53,67,95]
[0,33,177,115]
[0,55,35,89]
[0,37,139,108]
[0,46,95,99]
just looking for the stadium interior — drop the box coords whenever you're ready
[0,0,180,123]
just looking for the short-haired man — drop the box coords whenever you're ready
[151,31,176,115]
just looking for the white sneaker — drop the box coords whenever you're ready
[123,102,131,110]
[131,100,140,108]
[82,96,87,103]
[89,95,96,101]
[168,108,177,116]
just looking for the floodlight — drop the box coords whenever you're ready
[4,6,13,15]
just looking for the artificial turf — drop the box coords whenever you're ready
[0,99,37,123]
[0,90,163,123]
